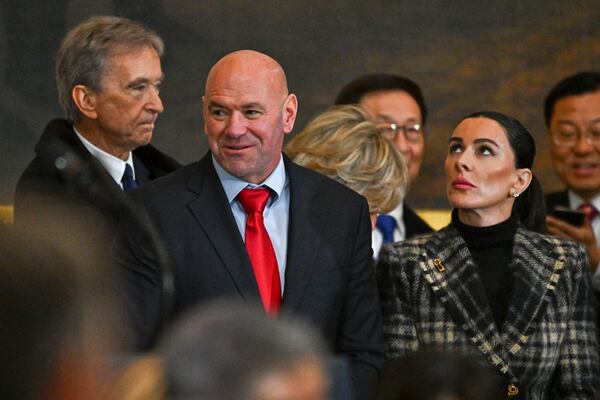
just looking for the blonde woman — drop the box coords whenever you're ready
[286,104,408,230]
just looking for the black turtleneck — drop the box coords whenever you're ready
[452,210,518,329]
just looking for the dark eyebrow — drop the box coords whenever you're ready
[556,118,600,127]
[377,114,419,124]
[473,138,500,147]
[448,137,499,147]
[376,114,396,123]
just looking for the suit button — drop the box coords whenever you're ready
[507,383,519,396]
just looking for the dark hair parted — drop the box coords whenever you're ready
[334,73,428,126]
[462,111,546,232]
[544,71,600,127]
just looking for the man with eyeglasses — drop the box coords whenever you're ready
[545,71,600,287]
[335,74,432,258]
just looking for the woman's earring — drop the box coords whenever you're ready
[511,189,520,198]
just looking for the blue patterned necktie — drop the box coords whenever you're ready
[121,164,138,192]
[376,214,397,244]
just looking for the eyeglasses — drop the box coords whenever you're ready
[551,129,600,148]
[378,122,423,143]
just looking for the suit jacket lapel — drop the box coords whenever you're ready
[281,158,320,311]
[501,228,565,354]
[132,154,151,185]
[185,155,260,300]
[403,203,433,238]
[39,119,123,192]
[422,227,513,376]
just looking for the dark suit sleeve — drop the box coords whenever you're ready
[338,198,386,399]
[112,203,165,351]
[14,157,86,225]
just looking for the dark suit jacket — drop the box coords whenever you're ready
[546,189,600,324]
[116,153,385,399]
[377,224,600,399]
[403,203,433,238]
[545,190,570,214]
[14,118,180,230]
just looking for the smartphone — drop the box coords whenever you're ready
[551,206,586,226]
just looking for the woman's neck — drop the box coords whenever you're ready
[456,206,513,227]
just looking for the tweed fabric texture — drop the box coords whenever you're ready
[377,224,600,399]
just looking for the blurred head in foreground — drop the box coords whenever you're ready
[0,223,116,400]
[159,299,328,400]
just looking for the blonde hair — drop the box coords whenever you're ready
[286,105,408,213]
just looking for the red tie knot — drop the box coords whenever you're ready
[237,188,271,214]
[578,203,599,221]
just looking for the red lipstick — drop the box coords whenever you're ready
[452,177,475,189]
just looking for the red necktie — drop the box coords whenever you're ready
[237,188,281,314]
[578,203,599,221]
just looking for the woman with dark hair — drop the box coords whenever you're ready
[377,111,599,399]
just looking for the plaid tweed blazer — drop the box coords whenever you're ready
[377,224,599,399]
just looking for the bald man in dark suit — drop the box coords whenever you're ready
[117,50,384,400]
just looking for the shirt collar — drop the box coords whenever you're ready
[212,154,287,204]
[73,127,134,185]
[568,190,600,212]
[387,202,405,224]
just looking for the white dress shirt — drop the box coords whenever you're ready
[74,127,135,190]
[372,202,406,259]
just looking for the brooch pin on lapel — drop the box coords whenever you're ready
[433,258,445,272]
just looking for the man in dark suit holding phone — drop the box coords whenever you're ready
[116,50,385,400]
[544,71,600,289]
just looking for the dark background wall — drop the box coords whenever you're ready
[1,1,599,208]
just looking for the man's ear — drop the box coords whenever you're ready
[71,85,98,120]
[282,93,298,134]
[514,168,533,195]
[201,95,208,135]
